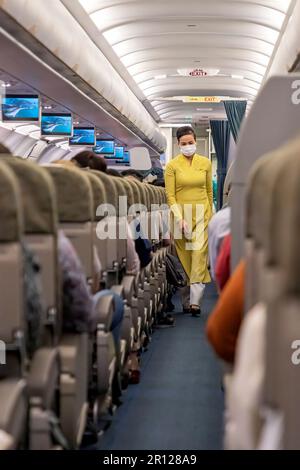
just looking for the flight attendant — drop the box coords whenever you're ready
[165,126,213,315]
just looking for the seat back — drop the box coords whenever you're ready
[2,157,60,343]
[45,165,94,286]
[84,171,106,285]
[0,162,24,377]
[263,137,300,448]
[90,170,118,272]
[111,176,127,270]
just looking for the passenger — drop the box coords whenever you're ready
[71,150,93,168]
[215,233,231,292]
[58,230,95,333]
[165,126,213,316]
[206,259,245,364]
[106,168,121,177]
[208,194,231,282]
[121,169,143,181]
[89,155,107,173]
[22,243,44,358]
[52,159,103,293]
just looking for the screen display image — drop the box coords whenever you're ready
[123,151,130,165]
[93,139,115,155]
[2,94,40,122]
[114,146,124,159]
[69,127,95,146]
[41,113,72,136]
[115,150,130,166]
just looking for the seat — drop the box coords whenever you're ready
[90,170,119,287]
[44,165,92,447]
[110,176,127,277]
[2,157,61,342]
[261,137,300,449]
[123,178,144,342]
[244,136,300,449]
[0,379,27,449]
[85,172,131,386]
[84,171,107,291]
[1,157,61,449]
[46,165,117,434]
[0,162,27,448]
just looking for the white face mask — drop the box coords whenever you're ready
[180,144,196,157]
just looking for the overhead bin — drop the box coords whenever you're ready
[0,0,167,154]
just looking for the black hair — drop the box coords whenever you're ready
[106,168,122,177]
[89,155,107,173]
[71,151,93,168]
[176,126,196,142]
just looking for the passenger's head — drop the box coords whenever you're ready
[176,126,197,158]
[71,151,94,168]
[89,155,107,173]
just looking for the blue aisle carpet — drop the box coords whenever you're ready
[97,283,224,450]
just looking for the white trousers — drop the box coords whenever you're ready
[181,283,206,308]
[190,283,205,306]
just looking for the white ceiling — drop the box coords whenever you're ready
[79,0,295,124]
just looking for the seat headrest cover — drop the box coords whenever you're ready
[85,172,106,221]
[90,170,117,210]
[125,178,140,205]
[270,136,300,288]
[246,153,272,240]
[46,165,93,222]
[135,181,148,210]
[0,162,23,242]
[2,157,58,234]
[111,176,127,216]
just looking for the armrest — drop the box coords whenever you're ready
[93,293,114,331]
[0,430,14,449]
[111,284,124,298]
[59,333,88,375]
[121,275,135,304]
[27,347,60,409]
[0,379,27,443]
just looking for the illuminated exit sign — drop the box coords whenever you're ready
[184,96,221,103]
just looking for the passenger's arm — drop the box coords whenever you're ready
[206,161,213,213]
[164,163,183,221]
[206,260,245,364]
[58,232,95,333]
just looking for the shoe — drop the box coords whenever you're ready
[167,301,175,312]
[182,306,190,314]
[190,307,201,317]
[157,313,175,327]
[129,370,141,384]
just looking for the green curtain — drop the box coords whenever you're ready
[210,120,230,210]
[223,100,247,142]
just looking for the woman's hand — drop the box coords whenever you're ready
[179,219,189,233]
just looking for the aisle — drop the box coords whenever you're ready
[98,283,224,450]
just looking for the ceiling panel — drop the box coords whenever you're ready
[79,0,296,124]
